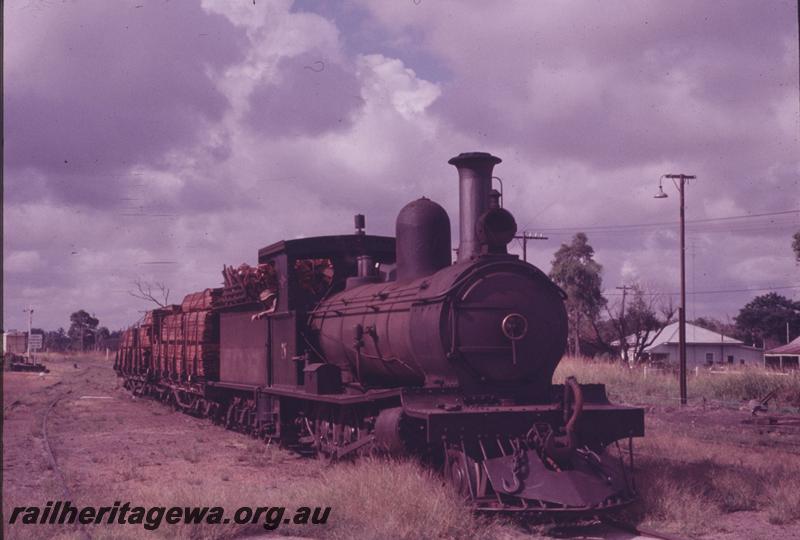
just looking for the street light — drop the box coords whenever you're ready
[654,179,668,199]
[655,173,696,406]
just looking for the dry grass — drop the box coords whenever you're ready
[555,356,800,536]
[555,356,800,408]
[627,434,800,536]
[182,448,201,464]
[235,439,280,468]
[14,354,798,538]
[37,351,113,363]
[85,458,519,540]
[275,458,516,540]
[766,482,800,525]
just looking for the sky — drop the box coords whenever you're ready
[4,0,799,332]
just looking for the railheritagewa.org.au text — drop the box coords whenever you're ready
[9,501,331,531]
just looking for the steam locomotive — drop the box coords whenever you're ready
[116,152,644,515]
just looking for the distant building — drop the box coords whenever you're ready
[764,336,800,371]
[3,331,28,355]
[619,322,763,368]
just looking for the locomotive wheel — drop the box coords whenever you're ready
[444,449,478,500]
[374,407,406,456]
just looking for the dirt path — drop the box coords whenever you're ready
[3,355,323,539]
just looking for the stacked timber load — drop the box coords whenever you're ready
[149,305,177,376]
[137,311,154,372]
[135,324,151,373]
[220,263,279,307]
[181,288,223,312]
[116,327,136,373]
[155,291,221,381]
[116,315,156,375]
[182,289,221,380]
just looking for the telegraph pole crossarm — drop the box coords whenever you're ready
[514,231,548,262]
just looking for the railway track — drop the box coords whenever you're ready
[41,392,72,500]
[36,363,110,540]
[41,393,93,540]
[542,518,693,540]
[601,517,693,540]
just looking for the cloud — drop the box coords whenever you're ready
[357,0,797,170]
[247,53,363,136]
[358,54,441,119]
[3,0,798,333]
[4,251,43,273]
[5,0,245,203]
[4,0,454,329]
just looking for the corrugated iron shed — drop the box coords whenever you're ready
[765,336,800,355]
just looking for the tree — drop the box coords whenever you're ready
[793,231,800,263]
[95,327,111,350]
[734,293,800,348]
[602,283,675,364]
[549,233,607,356]
[129,279,170,307]
[691,316,737,339]
[68,310,100,352]
[44,328,71,352]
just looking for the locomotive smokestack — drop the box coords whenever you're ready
[448,152,502,262]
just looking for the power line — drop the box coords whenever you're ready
[539,218,799,237]
[535,209,799,233]
[604,284,800,297]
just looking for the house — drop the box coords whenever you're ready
[764,336,800,371]
[619,322,763,368]
[2,331,27,355]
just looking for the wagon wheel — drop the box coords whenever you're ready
[444,448,478,501]
[339,406,376,460]
[309,404,336,459]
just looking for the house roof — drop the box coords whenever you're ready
[615,322,748,349]
[765,336,800,355]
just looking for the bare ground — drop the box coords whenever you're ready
[3,355,322,539]
[6,354,793,539]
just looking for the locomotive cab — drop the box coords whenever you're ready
[228,234,396,389]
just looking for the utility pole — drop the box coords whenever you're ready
[616,285,631,362]
[24,306,34,361]
[676,174,689,405]
[690,239,696,321]
[655,173,695,405]
[617,285,631,314]
[514,231,548,262]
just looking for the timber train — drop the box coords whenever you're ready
[116,152,644,515]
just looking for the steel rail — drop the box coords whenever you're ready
[42,391,93,540]
[602,516,694,540]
